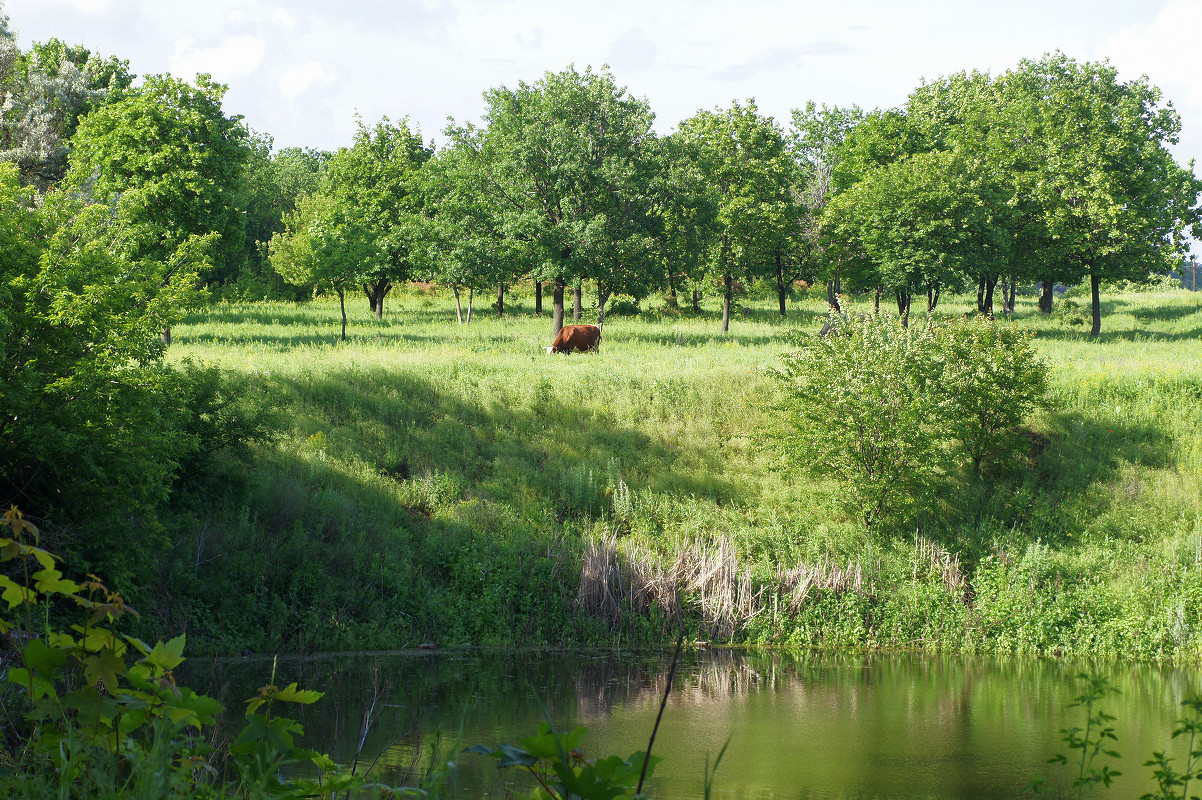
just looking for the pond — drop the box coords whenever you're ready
[184,648,1202,799]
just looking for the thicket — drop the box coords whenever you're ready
[0,162,267,607]
[773,312,1048,529]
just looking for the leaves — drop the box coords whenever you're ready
[470,721,657,800]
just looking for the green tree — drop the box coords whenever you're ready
[421,140,530,323]
[0,164,211,586]
[66,72,251,323]
[269,192,372,340]
[324,116,432,320]
[655,131,718,312]
[224,135,328,300]
[677,100,797,332]
[447,65,659,334]
[788,102,863,313]
[824,148,1010,321]
[999,53,1201,337]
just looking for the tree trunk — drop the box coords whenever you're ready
[983,275,996,316]
[1039,279,1054,314]
[161,327,171,345]
[454,286,463,324]
[597,282,611,336]
[534,280,543,314]
[552,277,565,334]
[874,285,881,313]
[666,270,678,309]
[496,281,505,318]
[827,272,842,312]
[573,280,583,321]
[691,288,701,313]
[1002,276,1016,316]
[721,272,733,333]
[776,252,787,317]
[364,279,391,320]
[466,287,473,324]
[896,290,911,327]
[976,275,986,314]
[1090,272,1102,338]
[337,287,347,341]
[927,284,940,313]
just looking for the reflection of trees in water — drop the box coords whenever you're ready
[181,649,1202,797]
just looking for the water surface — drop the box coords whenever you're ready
[185,649,1202,799]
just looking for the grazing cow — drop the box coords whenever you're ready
[545,324,602,354]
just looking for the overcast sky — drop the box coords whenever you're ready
[5,0,1202,173]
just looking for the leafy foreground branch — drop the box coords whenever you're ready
[1025,673,1202,800]
[0,506,373,798]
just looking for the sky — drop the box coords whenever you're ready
[5,0,1202,172]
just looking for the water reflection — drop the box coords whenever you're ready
[182,650,1202,799]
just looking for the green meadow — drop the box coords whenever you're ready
[161,284,1202,660]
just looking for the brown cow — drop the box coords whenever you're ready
[545,324,602,354]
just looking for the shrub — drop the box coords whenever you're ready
[931,315,1048,475]
[773,312,1049,531]
[774,312,949,530]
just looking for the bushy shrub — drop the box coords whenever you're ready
[773,312,1049,531]
[0,164,267,594]
[774,313,950,529]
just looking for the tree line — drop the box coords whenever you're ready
[3,2,1199,344]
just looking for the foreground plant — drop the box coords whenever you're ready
[0,506,357,799]
[1142,697,1202,800]
[467,721,658,800]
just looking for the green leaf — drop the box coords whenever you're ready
[20,638,69,677]
[7,667,58,702]
[83,648,128,692]
[145,634,187,672]
[32,567,79,597]
[273,682,323,705]
[0,575,35,607]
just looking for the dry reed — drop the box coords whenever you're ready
[576,533,872,637]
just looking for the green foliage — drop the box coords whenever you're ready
[468,720,658,800]
[775,312,1049,530]
[0,507,359,799]
[445,65,661,328]
[1142,697,1202,800]
[775,312,948,529]
[67,72,250,278]
[1025,674,1202,800]
[676,100,799,331]
[932,315,1048,474]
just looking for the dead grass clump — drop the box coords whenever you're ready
[776,559,864,614]
[914,535,967,599]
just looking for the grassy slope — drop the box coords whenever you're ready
[161,286,1202,660]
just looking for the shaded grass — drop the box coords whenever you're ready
[161,285,1202,659]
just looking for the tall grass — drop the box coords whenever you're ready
[162,283,1202,659]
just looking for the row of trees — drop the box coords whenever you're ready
[2,3,1200,346]
[269,60,1201,339]
[826,55,1202,336]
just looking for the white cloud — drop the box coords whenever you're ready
[608,28,657,71]
[279,61,327,100]
[1107,0,1202,105]
[171,35,266,82]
